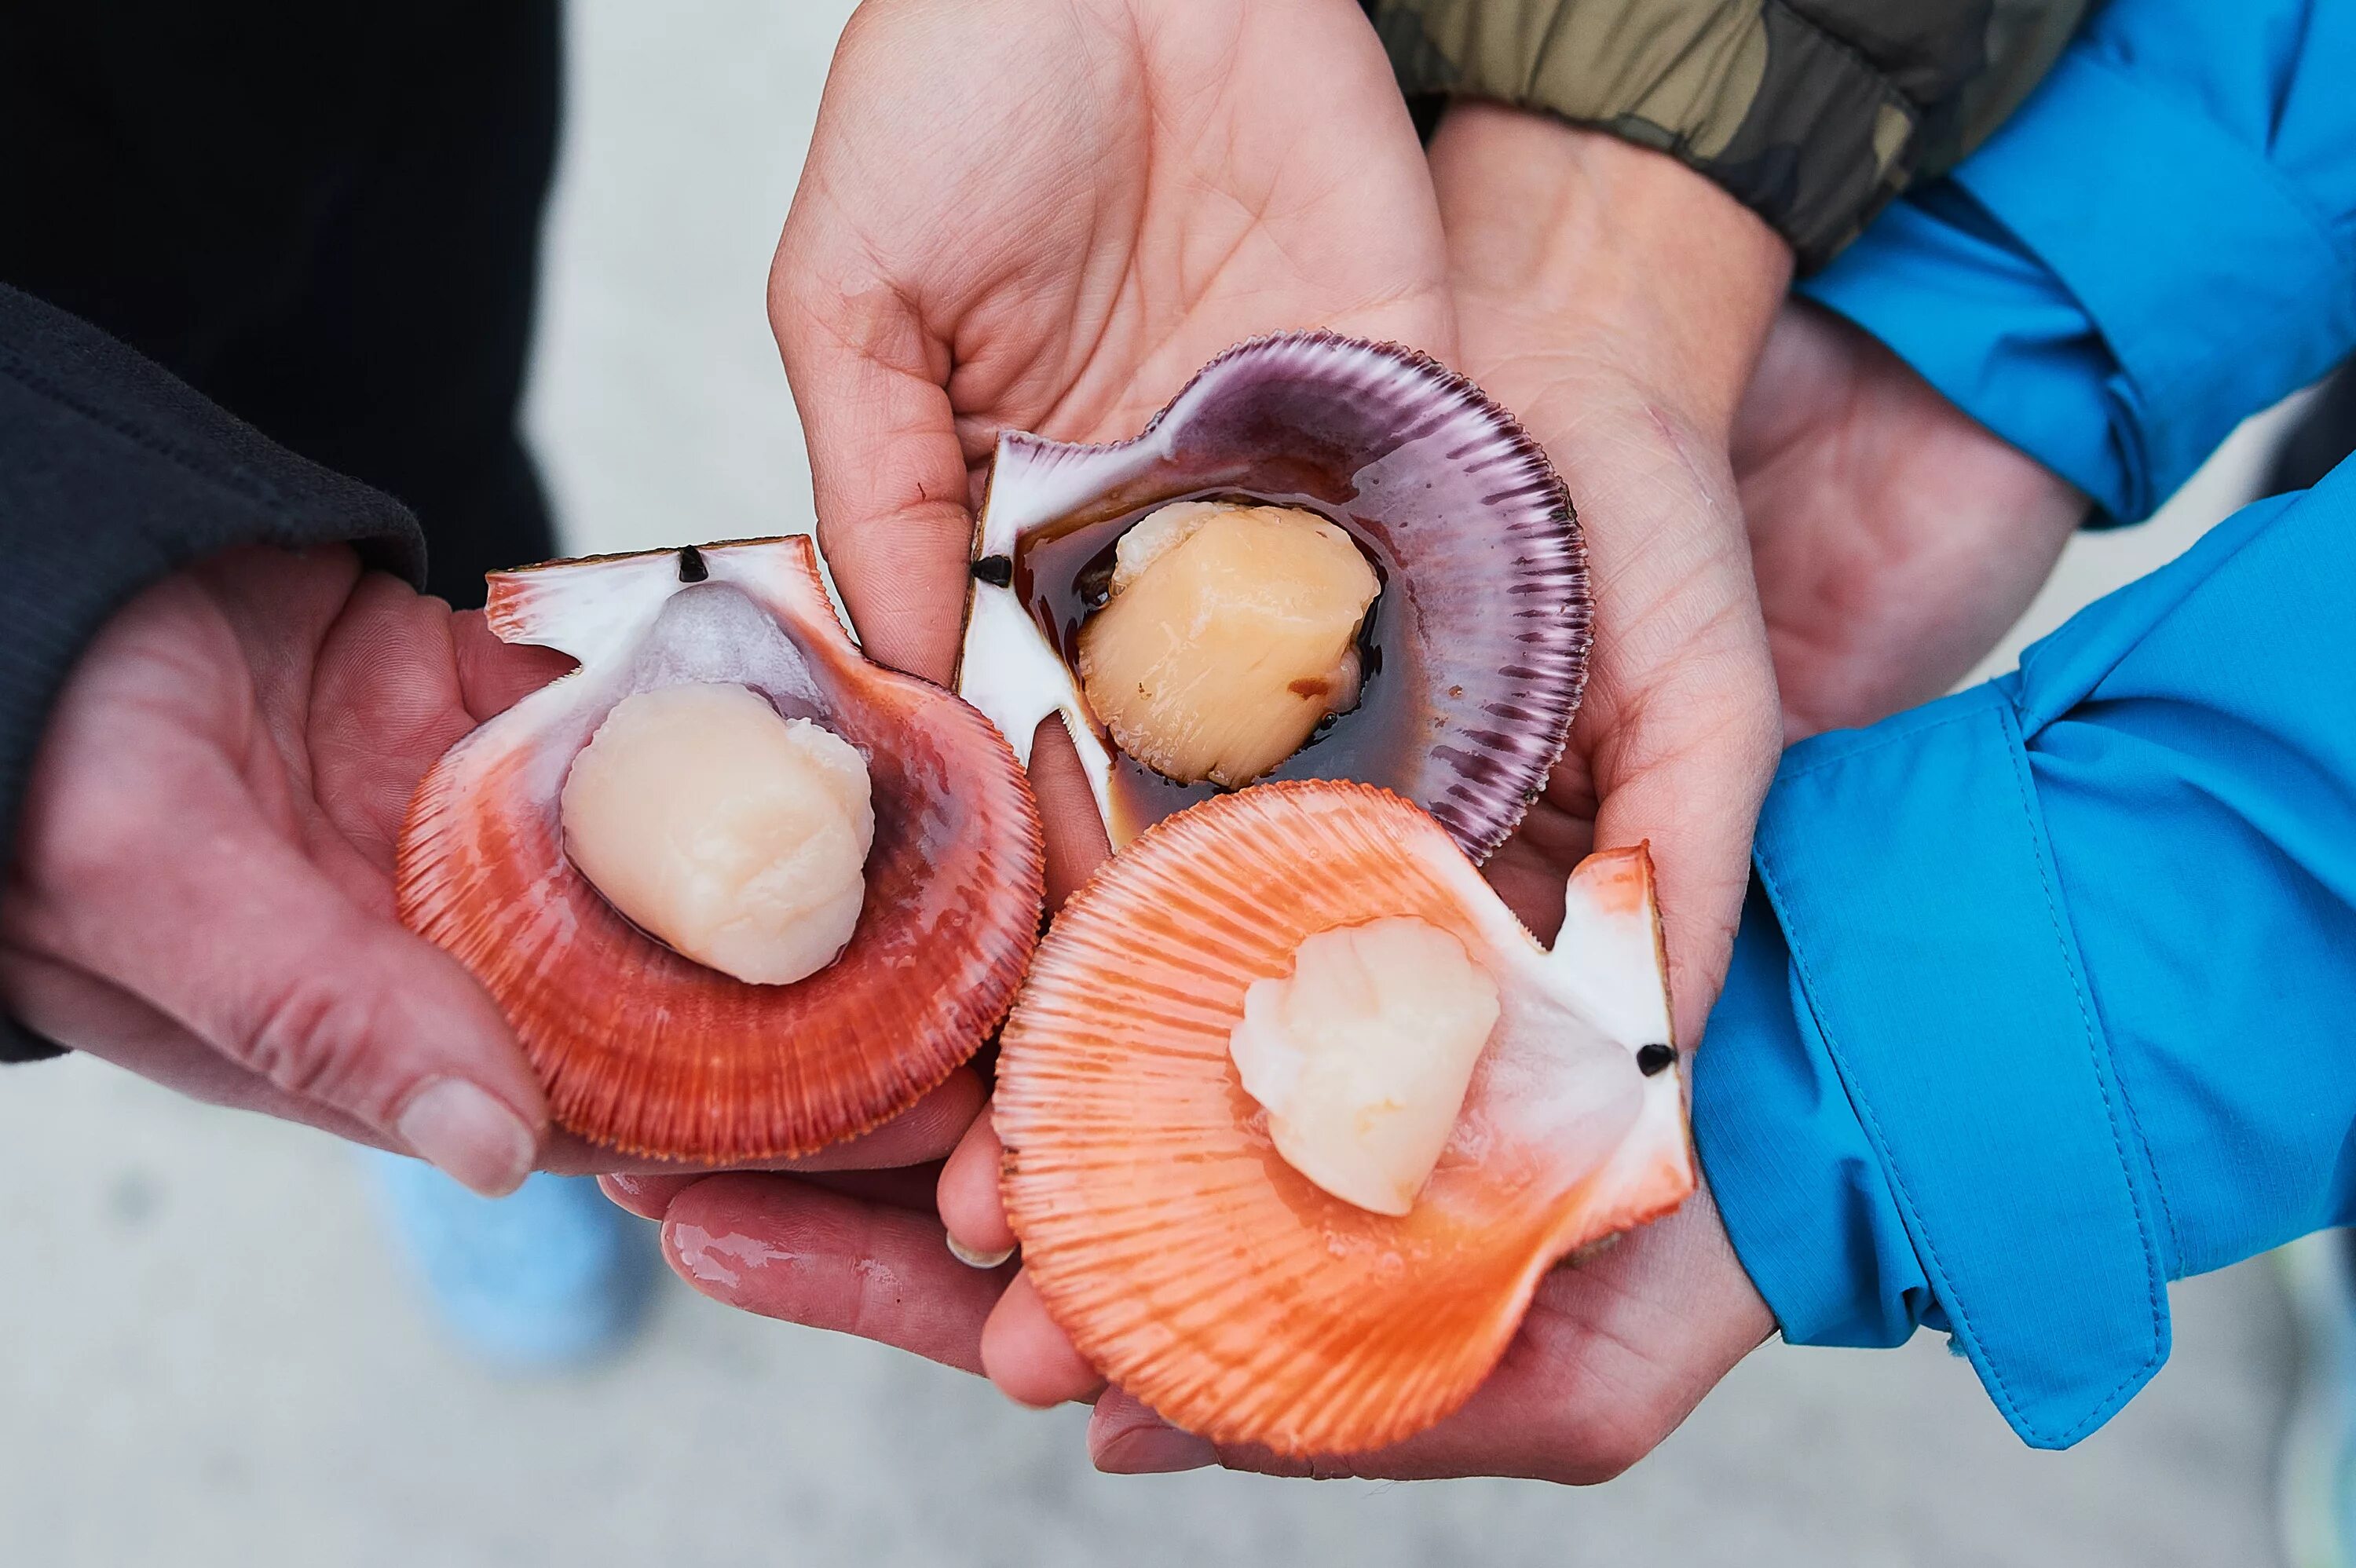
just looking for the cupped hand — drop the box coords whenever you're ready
[1734,298,2087,740]
[774,0,1455,695]
[658,86,1788,1482]
[944,102,1784,1473]
[614,1164,1766,1484]
[0,546,981,1190]
[1428,104,1790,1026]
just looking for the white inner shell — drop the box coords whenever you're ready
[560,682,876,986]
[1229,917,1502,1215]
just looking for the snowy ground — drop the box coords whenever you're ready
[0,4,2318,1563]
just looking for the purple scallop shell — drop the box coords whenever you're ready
[959,331,1587,864]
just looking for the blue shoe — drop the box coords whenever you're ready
[363,1152,656,1372]
[2278,1231,2356,1568]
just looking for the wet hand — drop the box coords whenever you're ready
[944,103,1786,1478]
[609,1161,1767,1483]
[671,96,1787,1482]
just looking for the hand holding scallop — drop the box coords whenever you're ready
[960,331,1590,862]
[397,538,1044,1164]
[993,780,1690,1457]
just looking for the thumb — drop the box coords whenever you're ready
[771,225,973,688]
[771,255,1120,894]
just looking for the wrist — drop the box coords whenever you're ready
[1429,101,1793,440]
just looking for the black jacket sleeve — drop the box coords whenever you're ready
[0,283,426,1061]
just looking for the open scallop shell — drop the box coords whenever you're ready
[397,537,1044,1162]
[995,780,1688,1456]
[959,331,1587,862]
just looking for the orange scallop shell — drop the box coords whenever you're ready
[995,780,1690,1455]
[397,537,1044,1162]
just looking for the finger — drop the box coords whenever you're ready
[771,217,971,687]
[451,607,577,719]
[799,1164,948,1210]
[938,1105,1015,1265]
[1587,638,1780,1049]
[599,1163,945,1223]
[1480,797,1594,938]
[781,1066,986,1171]
[1028,717,1112,910]
[598,1172,697,1222]
[660,1173,1008,1376]
[1561,439,1782,1046]
[16,715,547,1195]
[979,1268,1103,1407]
[0,945,392,1151]
[1088,1391,1220,1475]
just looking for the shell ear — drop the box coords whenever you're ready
[486,536,851,663]
[485,549,679,659]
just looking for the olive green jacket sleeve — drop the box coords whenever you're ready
[1366,0,2088,268]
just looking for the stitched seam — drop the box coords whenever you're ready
[1762,708,2167,1443]
[2097,1014,2186,1274]
[1992,702,2169,1440]
[0,344,294,519]
[1755,850,2039,1431]
[2003,712,2186,1274]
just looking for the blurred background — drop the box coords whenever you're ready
[0,2,2323,1563]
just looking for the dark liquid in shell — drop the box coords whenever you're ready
[1009,489,1415,844]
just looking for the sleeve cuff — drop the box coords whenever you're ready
[1366,0,1926,268]
[1696,685,2175,1449]
[1804,46,2356,523]
[1802,185,2128,519]
[0,287,425,1066]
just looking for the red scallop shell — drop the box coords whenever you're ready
[397,537,1044,1162]
[995,781,1689,1455]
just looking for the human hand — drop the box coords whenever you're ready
[937,101,1784,1472]
[607,1158,1765,1482]
[773,0,1455,696]
[0,546,981,1190]
[669,93,1786,1481]
[1428,103,1791,1027]
[1734,298,2088,740]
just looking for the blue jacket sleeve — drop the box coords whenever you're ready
[1797,0,2356,523]
[1697,460,2356,1449]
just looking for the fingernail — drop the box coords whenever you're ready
[598,1174,664,1219]
[946,1234,1015,1269]
[1096,1422,1217,1475]
[397,1079,537,1197]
